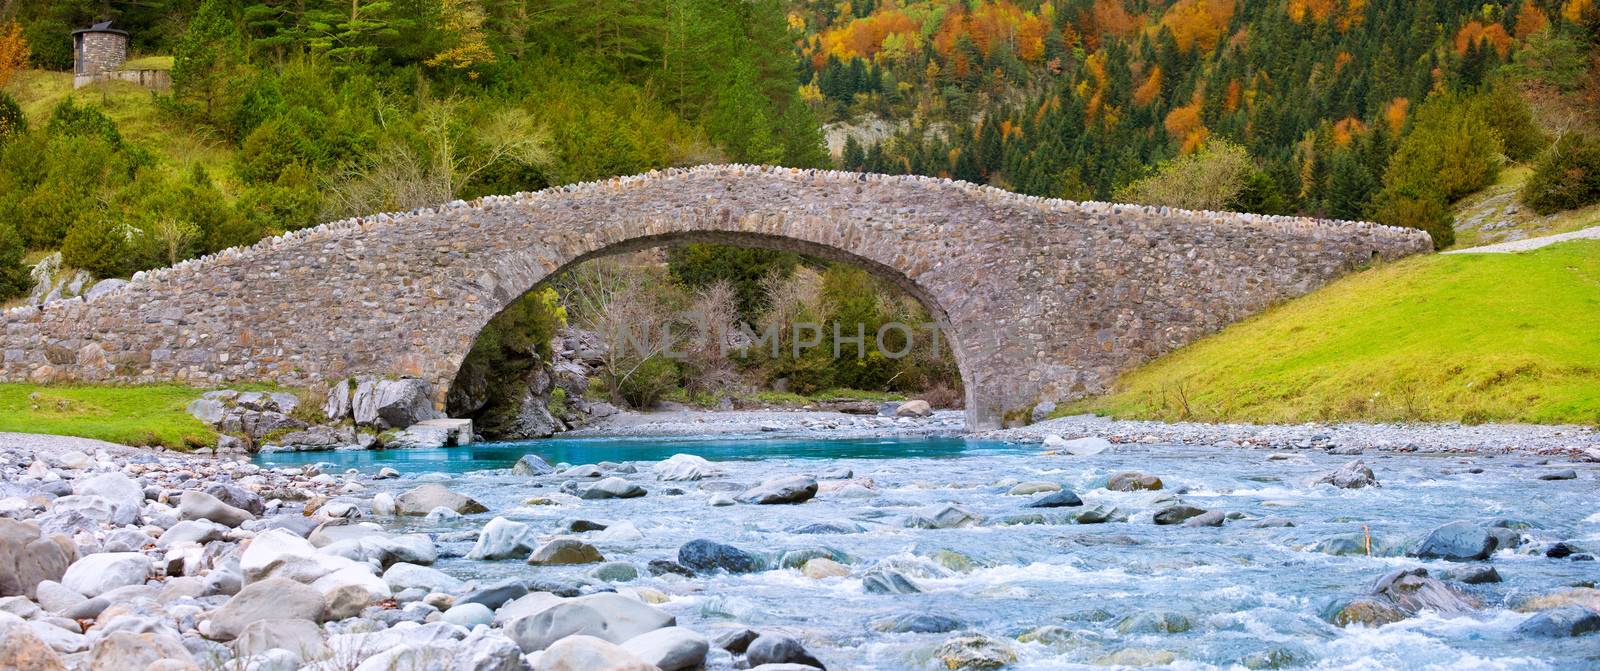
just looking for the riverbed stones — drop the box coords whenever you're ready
[0,520,73,599]
[1006,481,1060,495]
[1025,490,1083,508]
[1537,469,1577,481]
[895,400,932,417]
[534,634,657,671]
[934,633,1014,670]
[1152,505,1207,525]
[1182,510,1226,527]
[207,578,326,641]
[1316,460,1379,489]
[383,562,464,594]
[581,477,646,500]
[1106,471,1163,491]
[654,454,722,481]
[508,593,676,651]
[528,539,604,565]
[904,504,981,529]
[620,626,710,671]
[468,517,537,560]
[1074,505,1119,524]
[1371,568,1481,617]
[178,490,254,527]
[861,567,921,594]
[871,613,962,634]
[61,552,150,598]
[739,476,818,504]
[678,539,761,574]
[513,454,556,476]
[746,633,827,669]
[233,618,330,660]
[801,558,849,579]
[1412,521,1500,561]
[1515,606,1600,637]
[395,484,487,516]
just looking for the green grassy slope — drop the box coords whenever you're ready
[0,384,216,448]
[1453,166,1600,249]
[1065,240,1600,425]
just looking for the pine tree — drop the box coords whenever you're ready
[172,0,245,120]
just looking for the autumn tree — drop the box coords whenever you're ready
[0,20,26,88]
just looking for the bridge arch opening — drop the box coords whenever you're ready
[441,231,980,438]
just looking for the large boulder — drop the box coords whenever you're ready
[677,539,761,574]
[508,593,676,652]
[71,473,144,523]
[1316,460,1379,489]
[1106,471,1163,491]
[895,400,932,417]
[61,553,150,598]
[382,563,464,594]
[207,578,326,641]
[178,491,255,527]
[241,528,356,584]
[620,627,710,671]
[395,484,487,516]
[0,612,68,670]
[1153,505,1207,526]
[467,517,538,560]
[1515,606,1600,638]
[739,476,818,505]
[0,519,74,599]
[1411,521,1500,561]
[374,379,443,429]
[904,504,981,529]
[746,634,827,669]
[233,618,330,660]
[527,539,605,566]
[513,455,556,476]
[85,630,192,670]
[654,454,722,482]
[581,477,646,500]
[534,635,657,671]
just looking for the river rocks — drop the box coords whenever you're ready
[1368,568,1481,618]
[61,552,150,598]
[385,419,474,449]
[654,454,722,481]
[85,630,192,670]
[1115,611,1192,634]
[366,378,443,429]
[395,484,487,516]
[1006,481,1060,495]
[534,634,657,671]
[178,490,255,527]
[678,539,761,574]
[468,517,538,560]
[1411,521,1500,561]
[581,477,646,500]
[904,504,981,529]
[1025,490,1083,508]
[528,539,604,565]
[872,613,962,633]
[1152,505,1207,525]
[1536,469,1577,481]
[801,558,849,579]
[513,454,556,476]
[934,633,1014,670]
[1106,471,1163,491]
[746,634,827,669]
[895,400,932,417]
[0,613,68,670]
[234,618,330,660]
[1316,460,1379,489]
[1182,510,1226,527]
[739,476,818,504]
[0,520,73,599]
[1074,505,1120,524]
[208,577,326,640]
[383,563,464,594]
[620,626,710,671]
[861,567,921,594]
[1044,435,1112,455]
[1515,606,1600,638]
[508,593,676,651]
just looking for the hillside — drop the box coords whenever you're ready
[1065,238,1600,425]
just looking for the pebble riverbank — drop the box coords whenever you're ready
[0,411,1596,671]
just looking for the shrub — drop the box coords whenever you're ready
[1373,186,1455,250]
[1380,92,1503,203]
[0,222,27,300]
[0,91,23,146]
[61,217,131,279]
[1115,140,1256,211]
[616,355,680,409]
[46,98,123,148]
[1520,133,1600,214]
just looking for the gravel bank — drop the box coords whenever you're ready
[978,414,1600,461]
[562,407,965,438]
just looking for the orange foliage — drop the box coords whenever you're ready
[1563,0,1595,23]
[1515,3,1550,38]
[1133,66,1162,106]
[1161,0,1235,53]
[1455,21,1512,58]
[1089,0,1142,42]
[1016,13,1048,62]
[817,9,921,65]
[1331,117,1366,146]
[1223,79,1242,112]
[1337,0,1368,31]
[1334,51,1353,72]
[1384,97,1409,133]
[1165,102,1209,153]
[0,21,27,88]
[1287,0,1334,23]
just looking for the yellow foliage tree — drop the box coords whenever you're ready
[0,21,28,88]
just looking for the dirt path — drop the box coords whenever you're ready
[1445,224,1600,254]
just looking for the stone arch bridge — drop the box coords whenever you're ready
[0,166,1431,430]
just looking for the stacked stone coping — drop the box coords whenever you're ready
[4,164,1427,319]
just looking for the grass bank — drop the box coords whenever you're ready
[1064,240,1600,425]
[0,384,216,449]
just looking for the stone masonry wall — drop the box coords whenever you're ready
[0,165,1433,430]
[76,32,127,76]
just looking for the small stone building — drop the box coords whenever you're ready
[71,21,169,90]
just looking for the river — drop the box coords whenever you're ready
[257,435,1599,670]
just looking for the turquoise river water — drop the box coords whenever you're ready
[257,436,1599,670]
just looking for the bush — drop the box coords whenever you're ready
[616,355,680,409]
[1374,186,1455,250]
[1381,92,1503,204]
[61,217,131,279]
[0,222,27,300]
[1115,140,1256,211]
[46,98,123,148]
[0,91,23,146]
[1521,133,1600,214]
